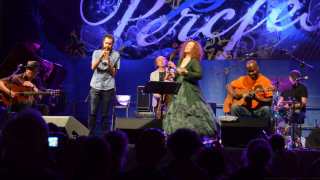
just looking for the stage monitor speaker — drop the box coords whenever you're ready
[43,116,89,139]
[137,86,151,112]
[221,117,270,147]
[115,117,162,144]
[306,127,320,150]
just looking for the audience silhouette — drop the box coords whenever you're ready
[111,128,168,180]
[73,136,111,180]
[197,146,229,180]
[267,133,299,178]
[0,109,319,180]
[162,128,210,180]
[0,109,58,179]
[229,138,277,180]
[102,130,129,174]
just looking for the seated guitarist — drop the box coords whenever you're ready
[0,61,49,115]
[226,60,273,120]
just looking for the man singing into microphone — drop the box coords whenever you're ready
[89,34,120,136]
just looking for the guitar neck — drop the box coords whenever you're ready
[251,88,266,95]
[19,91,54,96]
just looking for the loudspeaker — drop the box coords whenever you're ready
[221,117,271,147]
[306,127,320,150]
[137,86,151,112]
[115,117,162,144]
[43,116,89,138]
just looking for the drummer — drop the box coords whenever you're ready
[277,70,308,137]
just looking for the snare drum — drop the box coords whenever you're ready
[273,106,292,125]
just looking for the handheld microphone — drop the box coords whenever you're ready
[244,53,257,58]
[17,64,23,68]
[280,49,288,54]
[295,76,308,81]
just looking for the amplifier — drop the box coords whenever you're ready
[134,111,155,118]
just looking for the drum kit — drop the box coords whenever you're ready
[270,77,302,148]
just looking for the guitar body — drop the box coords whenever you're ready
[1,83,32,105]
[223,86,275,114]
[223,88,250,114]
[1,82,62,106]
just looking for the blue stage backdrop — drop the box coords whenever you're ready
[2,0,320,60]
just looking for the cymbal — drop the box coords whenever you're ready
[269,77,292,92]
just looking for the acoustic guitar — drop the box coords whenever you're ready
[223,86,275,114]
[1,82,62,105]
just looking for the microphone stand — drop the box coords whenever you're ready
[291,82,298,149]
[110,47,126,130]
[281,52,313,147]
[216,56,248,115]
[7,66,23,119]
[111,58,119,131]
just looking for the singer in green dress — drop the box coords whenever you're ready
[163,40,220,137]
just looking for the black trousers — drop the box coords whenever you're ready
[11,100,49,116]
[89,88,114,136]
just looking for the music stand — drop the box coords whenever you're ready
[144,81,182,120]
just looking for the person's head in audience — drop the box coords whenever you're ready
[268,133,285,153]
[311,158,320,178]
[135,128,166,167]
[245,138,272,168]
[74,136,111,180]
[47,122,61,133]
[1,109,49,168]
[102,130,129,173]
[197,146,227,179]
[167,128,202,159]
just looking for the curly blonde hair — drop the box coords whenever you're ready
[179,40,204,61]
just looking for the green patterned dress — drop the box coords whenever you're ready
[163,59,220,137]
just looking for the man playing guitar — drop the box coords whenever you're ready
[224,60,273,120]
[0,61,49,115]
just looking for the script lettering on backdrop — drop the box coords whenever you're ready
[80,0,320,60]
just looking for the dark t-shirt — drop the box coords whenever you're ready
[159,72,166,82]
[1,73,43,90]
[281,83,308,112]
